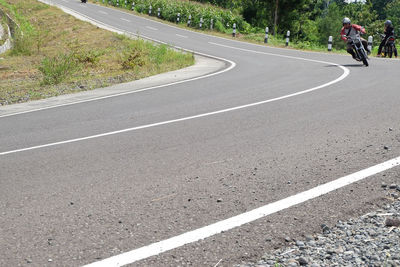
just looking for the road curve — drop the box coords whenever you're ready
[1,1,400,266]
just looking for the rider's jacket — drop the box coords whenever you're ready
[383,26,395,39]
[341,24,366,42]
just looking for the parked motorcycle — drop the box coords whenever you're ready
[380,34,396,58]
[344,34,369,66]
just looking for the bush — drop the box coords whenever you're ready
[9,30,34,56]
[39,53,81,85]
[121,47,147,70]
[73,49,104,65]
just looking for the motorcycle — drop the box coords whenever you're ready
[344,34,369,67]
[81,0,87,3]
[380,34,396,58]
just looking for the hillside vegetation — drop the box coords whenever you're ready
[0,0,194,105]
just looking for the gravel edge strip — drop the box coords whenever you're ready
[237,186,400,267]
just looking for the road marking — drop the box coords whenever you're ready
[176,34,188,38]
[0,59,348,156]
[120,18,130,23]
[209,41,343,65]
[98,10,108,15]
[146,26,158,31]
[84,156,400,266]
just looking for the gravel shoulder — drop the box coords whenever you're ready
[237,186,400,267]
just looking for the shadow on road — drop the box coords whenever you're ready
[325,64,366,68]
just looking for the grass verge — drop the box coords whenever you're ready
[0,0,194,105]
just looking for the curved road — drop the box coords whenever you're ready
[1,1,400,266]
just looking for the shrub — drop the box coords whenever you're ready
[121,47,147,70]
[39,53,81,85]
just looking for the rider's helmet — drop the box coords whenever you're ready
[384,20,392,27]
[343,17,351,25]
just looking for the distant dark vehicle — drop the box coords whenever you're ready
[343,33,369,66]
[81,0,87,3]
[380,34,397,58]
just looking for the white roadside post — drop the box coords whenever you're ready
[264,27,269,43]
[200,17,203,29]
[187,15,191,27]
[177,13,180,23]
[124,0,127,7]
[286,30,290,46]
[232,23,236,37]
[149,5,152,15]
[210,19,213,30]
[116,0,119,7]
[157,8,161,18]
[131,2,135,11]
[368,36,373,53]
[328,36,333,51]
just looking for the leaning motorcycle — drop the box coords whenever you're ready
[380,34,396,58]
[345,34,369,67]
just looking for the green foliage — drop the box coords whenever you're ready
[39,53,82,85]
[9,30,35,56]
[73,49,104,65]
[385,0,400,33]
[104,0,247,33]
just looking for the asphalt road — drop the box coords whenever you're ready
[1,1,400,266]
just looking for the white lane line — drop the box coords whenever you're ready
[84,156,400,267]
[176,34,188,38]
[146,26,158,31]
[0,61,348,156]
[98,10,108,15]
[209,41,340,65]
[120,18,130,23]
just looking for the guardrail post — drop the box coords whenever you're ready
[200,17,203,28]
[286,30,290,46]
[368,36,373,52]
[210,19,213,30]
[328,36,333,51]
[232,23,236,37]
[264,27,269,43]
[187,15,191,26]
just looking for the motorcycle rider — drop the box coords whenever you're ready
[340,17,370,60]
[377,20,397,58]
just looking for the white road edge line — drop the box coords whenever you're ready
[0,60,348,156]
[83,156,400,267]
[120,18,130,22]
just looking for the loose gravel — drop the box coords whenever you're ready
[237,186,400,267]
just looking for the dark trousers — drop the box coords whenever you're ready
[378,38,398,57]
